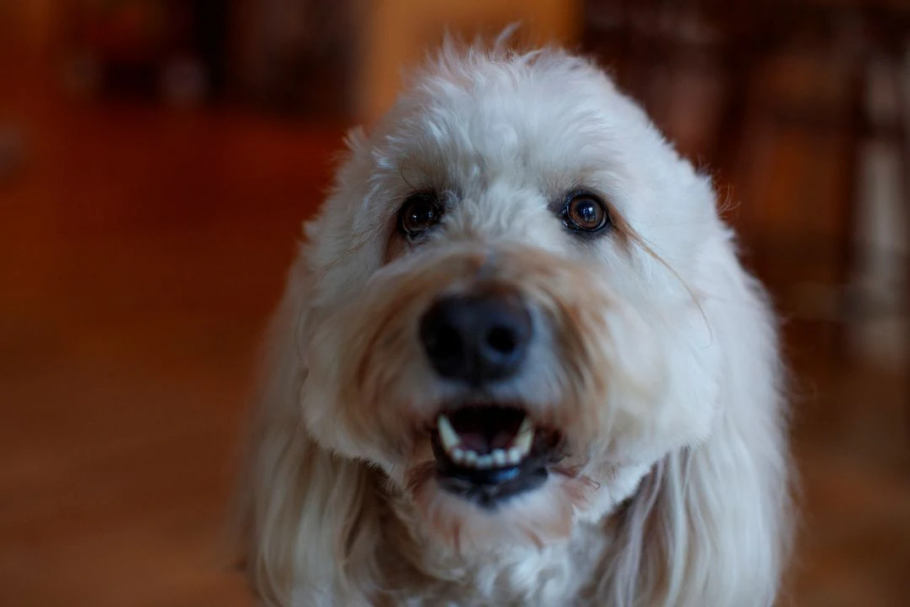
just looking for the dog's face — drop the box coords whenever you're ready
[297,50,723,551]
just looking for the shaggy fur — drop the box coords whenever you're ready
[233,40,792,606]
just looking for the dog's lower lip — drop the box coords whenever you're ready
[433,446,550,508]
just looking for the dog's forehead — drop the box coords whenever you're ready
[311,50,715,291]
[380,54,640,195]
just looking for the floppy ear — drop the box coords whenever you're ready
[231,246,381,606]
[602,244,793,606]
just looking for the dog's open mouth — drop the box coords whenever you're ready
[430,406,562,507]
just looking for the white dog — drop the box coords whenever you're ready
[233,41,792,606]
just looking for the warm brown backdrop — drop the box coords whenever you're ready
[2,2,909,606]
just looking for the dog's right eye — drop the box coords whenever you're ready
[398,193,443,239]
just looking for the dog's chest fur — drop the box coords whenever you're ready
[372,502,615,606]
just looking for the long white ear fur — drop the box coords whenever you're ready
[600,238,792,607]
[231,251,380,606]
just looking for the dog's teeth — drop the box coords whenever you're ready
[437,414,534,467]
[506,447,523,464]
[517,416,533,436]
[463,450,478,467]
[492,449,507,467]
[451,447,465,464]
[437,415,460,452]
[513,422,534,455]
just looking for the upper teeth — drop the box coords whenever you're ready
[438,415,460,451]
[436,413,535,470]
[514,416,533,453]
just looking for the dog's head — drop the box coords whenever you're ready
[295,47,724,552]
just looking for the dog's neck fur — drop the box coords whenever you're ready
[361,467,637,606]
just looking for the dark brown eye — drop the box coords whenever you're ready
[563,193,609,232]
[398,192,443,238]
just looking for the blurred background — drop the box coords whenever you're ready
[1,1,908,605]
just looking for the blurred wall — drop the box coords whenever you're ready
[352,0,582,124]
[1,1,581,122]
[0,1,55,50]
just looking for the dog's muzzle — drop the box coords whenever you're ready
[420,292,563,507]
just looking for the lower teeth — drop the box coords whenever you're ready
[443,445,529,469]
[436,413,535,469]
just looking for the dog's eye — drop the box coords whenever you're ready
[398,193,443,238]
[562,193,609,232]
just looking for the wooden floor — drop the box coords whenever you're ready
[1,72,909,606]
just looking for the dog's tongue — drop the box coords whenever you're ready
[448,407,524,454]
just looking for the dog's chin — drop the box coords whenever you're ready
[409,465,599,553]
[403,403,600,552]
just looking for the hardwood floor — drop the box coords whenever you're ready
[1,79,337,605]
[1,70,908,606]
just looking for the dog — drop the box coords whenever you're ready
[233,40,792,606]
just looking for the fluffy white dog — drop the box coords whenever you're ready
[233,41,792,606]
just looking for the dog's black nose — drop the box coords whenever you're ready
[420,293,532,384]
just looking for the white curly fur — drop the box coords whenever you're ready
[232,39,792,606]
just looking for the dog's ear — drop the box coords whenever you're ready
[231,249,381,606]
[602,254,792,606]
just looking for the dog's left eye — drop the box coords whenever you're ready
[398,193,443,238]
[562,193,610,233]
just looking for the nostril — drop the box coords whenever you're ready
[426,323,463,360]
[486,326,518,356]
